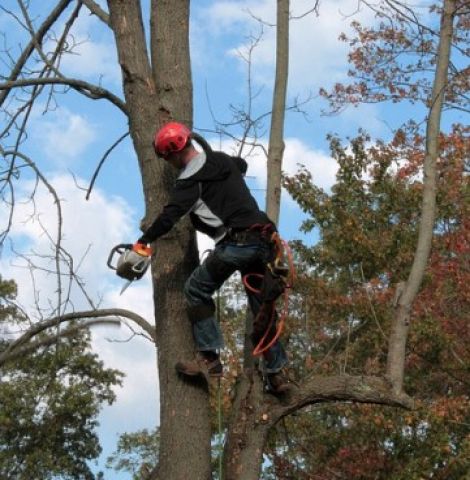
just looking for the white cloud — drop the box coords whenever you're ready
[198,0,376,92]
[31,106,97,165]
[53,9,121,85]
[1,174,137,315]
[0,171,158,467]
[206,135,338,193]
[338,102,385,137]
[248,137,338,191]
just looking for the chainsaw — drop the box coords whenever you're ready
[107,243,152,294]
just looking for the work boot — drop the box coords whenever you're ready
[175,351,223,379]
[266,369,293,395]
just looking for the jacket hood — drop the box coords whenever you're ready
[178,151,231,182]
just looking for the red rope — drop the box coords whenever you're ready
[242,273,263,294]
[252,289,289,356]
[241,236,296,357]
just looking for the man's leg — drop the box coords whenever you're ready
[176,247,237,378]
[244,267,291,393]
[246,289,288,372]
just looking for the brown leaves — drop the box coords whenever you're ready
[321,4,468,118]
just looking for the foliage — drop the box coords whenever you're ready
[0,276,123,480]
[106,428,160,479]
[262,126,469,479]
[0,276,23,324]
[320,1,469,116]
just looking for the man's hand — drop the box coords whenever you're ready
[132,242,153,257]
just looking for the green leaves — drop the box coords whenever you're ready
[0,277,123,480]
[284,130,423,285]
[272,126,469,479]
[106,428,159,480]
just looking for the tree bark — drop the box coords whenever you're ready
[107,1,211,479]
[265,0,289,224]
[223,372,413,480]
[223,372,269,480]
[386,0,456,392]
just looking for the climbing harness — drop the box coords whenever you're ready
[242,226,296,356]
[107,243,152,294]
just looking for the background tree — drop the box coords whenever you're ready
[0,276,123,479]
[106,427,160,479]
[265,0,290,225]
[321,0,469,117]
[277,125,469,478]
[321,0,467,391]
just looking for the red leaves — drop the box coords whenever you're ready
[321,4,468,115]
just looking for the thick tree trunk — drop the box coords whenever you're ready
[386,0,456,392]
[108,1,212,479]
[265,0,289,224]
[223,372,269,480]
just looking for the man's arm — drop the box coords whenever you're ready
[138,180,199,244]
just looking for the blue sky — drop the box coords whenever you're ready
[0,0,451,478]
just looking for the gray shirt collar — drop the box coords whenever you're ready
[178,151,206,179]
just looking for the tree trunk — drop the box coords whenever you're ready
[108,1,212,478]
[223,372,270,480]
[386,0,456,392]
[223,4,290,477]
[265,0,289,224]
[223,372,413,480]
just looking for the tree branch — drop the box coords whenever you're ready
[0,319,121,365]
[0,0,73,107]
[1,148,66,317]
[0,308,155,366]
[0,77,128,114]
[271,375,414,423]
[82,0,110,26]
[86,131,130,200]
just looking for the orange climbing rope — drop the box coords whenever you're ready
[242,232,296,356]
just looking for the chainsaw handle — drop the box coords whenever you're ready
[107,243,133,270]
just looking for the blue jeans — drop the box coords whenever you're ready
[184,241,288,373]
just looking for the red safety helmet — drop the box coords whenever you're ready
[154,122,191,157]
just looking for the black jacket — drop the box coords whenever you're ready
[139,150,273,244]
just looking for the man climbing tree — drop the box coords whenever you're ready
[136,122,292,393]
[0,1,464,479]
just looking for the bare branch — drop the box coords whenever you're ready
[0,77,128,114]
[17,0,82,80]
[86,131,130,200]
[272,375,414,423]
[0,0,73,107]
[82,0,110,26]
[0,307,155,366]
[290,1,321,19]
[1,147,65,316]
[0,319,120,365]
